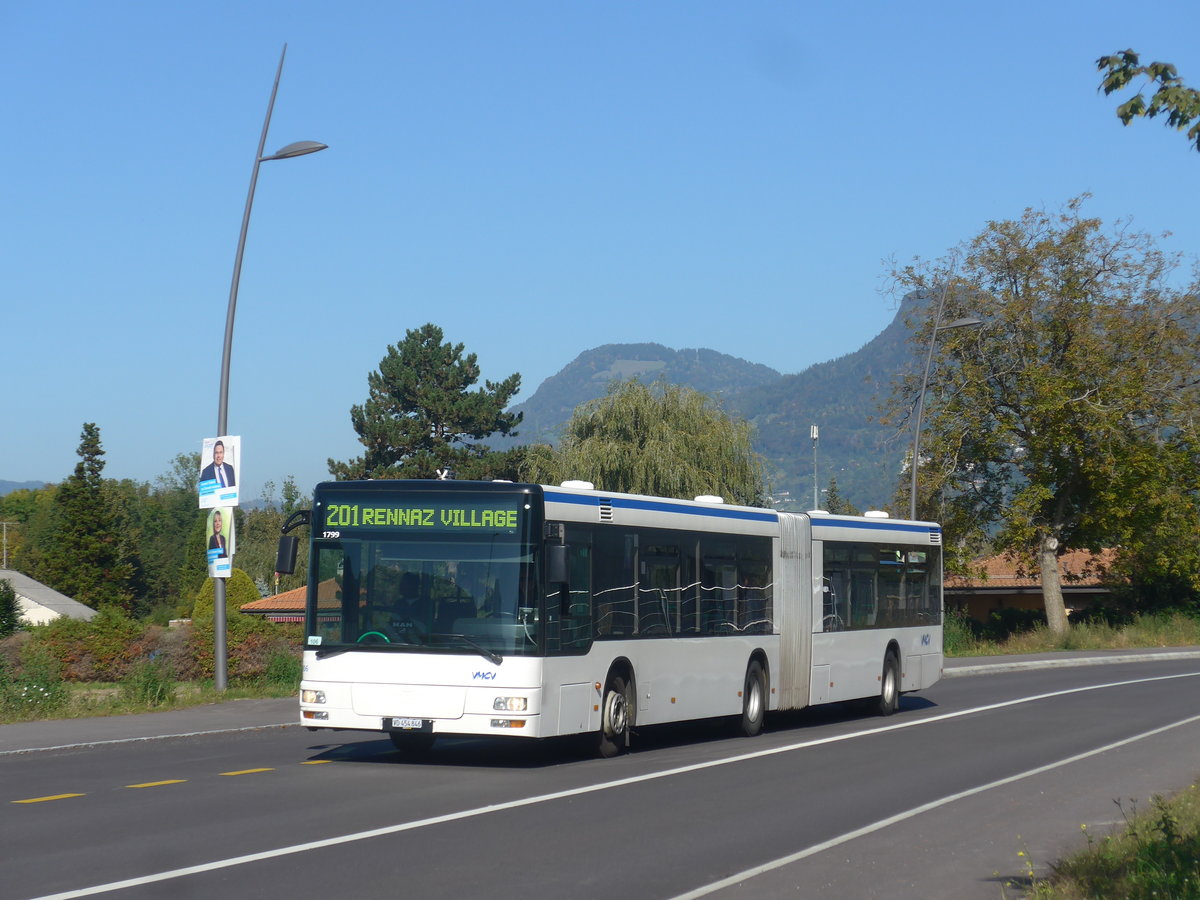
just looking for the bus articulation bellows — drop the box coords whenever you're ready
[277,480,943,757]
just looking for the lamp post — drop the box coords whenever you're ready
[213,44,326,691]
[908,280,982,522]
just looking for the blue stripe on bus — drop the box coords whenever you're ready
[544,491,778,523]
[814,517,940,536]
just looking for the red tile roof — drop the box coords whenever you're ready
[945,549,1117,589]
[241,578,340,613]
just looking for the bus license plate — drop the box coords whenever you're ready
[389,717,425,730]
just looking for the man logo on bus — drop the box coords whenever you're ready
[921,633,931,646]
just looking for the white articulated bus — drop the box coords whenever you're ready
[278,479,943,756]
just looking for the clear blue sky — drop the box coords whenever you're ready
[4,1,1198,500]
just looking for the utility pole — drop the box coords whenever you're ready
[810,425,819,510]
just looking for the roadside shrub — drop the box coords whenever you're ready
[7,641,68,715]
[181,612,301,683]
[983,607,1046,642]
[191,569,261,622]
[31,606,146,681]
[120,655,177,708]
[262,647,302,688]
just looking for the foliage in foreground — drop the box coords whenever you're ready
[1027,790,1200,899]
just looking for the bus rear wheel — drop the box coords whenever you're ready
[874,652,900,716]
[739,660,767,737]
[596,673,632,758]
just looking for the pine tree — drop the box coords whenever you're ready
[27,424,136,610]
[0,578,19,636]
[328,324,523,481]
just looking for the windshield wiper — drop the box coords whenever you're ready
[434,633,503,666]
[316,638,423,659]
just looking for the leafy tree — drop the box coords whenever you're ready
[1098,50,1200,152]
[0,579,19,636]
[328,323,523,481]
[888,198,1200,634]
[234,478,310,597]
[24,424,137,611]
[522,379,767,506]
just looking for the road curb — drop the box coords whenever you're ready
[944,650,1200,677]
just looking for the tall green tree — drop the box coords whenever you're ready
[522,380,766,506]
[1098,50,1200,152]
[328,323,523,481]
[0,578,19,636]
[25,424,137,611]
[888,199,1200,633]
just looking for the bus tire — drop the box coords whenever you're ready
[875,652,900,717]
[597,673,632,758]
[739,659,767,737]
[389,732,436,755]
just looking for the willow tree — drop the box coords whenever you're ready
[889,198,1200,634]
[329,324,523,481]
[523,380,766,507]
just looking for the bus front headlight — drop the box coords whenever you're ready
[302,690,326,704]
[493,696,528,712]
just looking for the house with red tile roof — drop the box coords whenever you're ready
[944,549,1118,621]
[241,578,342,624]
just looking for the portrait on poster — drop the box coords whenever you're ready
[206,506,236,578]
[198,435,240,509]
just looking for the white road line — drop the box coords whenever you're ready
[669,710,1200,899]
[24,670,1200,900]
[0,723,297,757]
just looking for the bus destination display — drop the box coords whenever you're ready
[320,497,522,537]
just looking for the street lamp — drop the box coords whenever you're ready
[213,44,326,691]
[908,280,982,521]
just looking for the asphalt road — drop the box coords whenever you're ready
[5,649,1200,900]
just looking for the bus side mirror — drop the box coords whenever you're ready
[546,543,568,586]
[276,535,299,575]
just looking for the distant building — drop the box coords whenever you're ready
[242,579,340,625]
[944,549,1118,621]
[0,569,97,625]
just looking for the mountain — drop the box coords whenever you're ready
[496,301,924,512]
[726,296,919,510]
[492,343,782,449]
[0,480,47,497]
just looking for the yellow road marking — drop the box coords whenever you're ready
[126,780,187,788]
[300,760,331,765]
[13,793,85,804]
[219,768,274,776]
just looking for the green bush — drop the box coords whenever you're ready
[263,647,302,688]
[5,641,68,715]
[31,606,145,681]
[191,569,262,622]
[121,655,177,708]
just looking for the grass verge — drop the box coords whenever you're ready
[1023,786,1200,898]
[0,679,296,724]
[944,611,1200,658]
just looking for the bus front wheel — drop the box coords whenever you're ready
[739,659,767,737]
[597,673,632,758]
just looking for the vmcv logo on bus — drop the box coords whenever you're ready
[920,633,931,646]
[472,671,498,681]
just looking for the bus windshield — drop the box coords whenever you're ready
[304,488,542,657]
